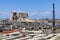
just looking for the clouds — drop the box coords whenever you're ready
[28,11,38,16]
[40,11,50,15]
[28,11,52,19]
[0,12,9,19]
[28,11,39,19]
[40,11,51,17]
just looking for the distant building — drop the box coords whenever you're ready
[10,11,28,22]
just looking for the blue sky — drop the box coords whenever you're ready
[0,0,60,19]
